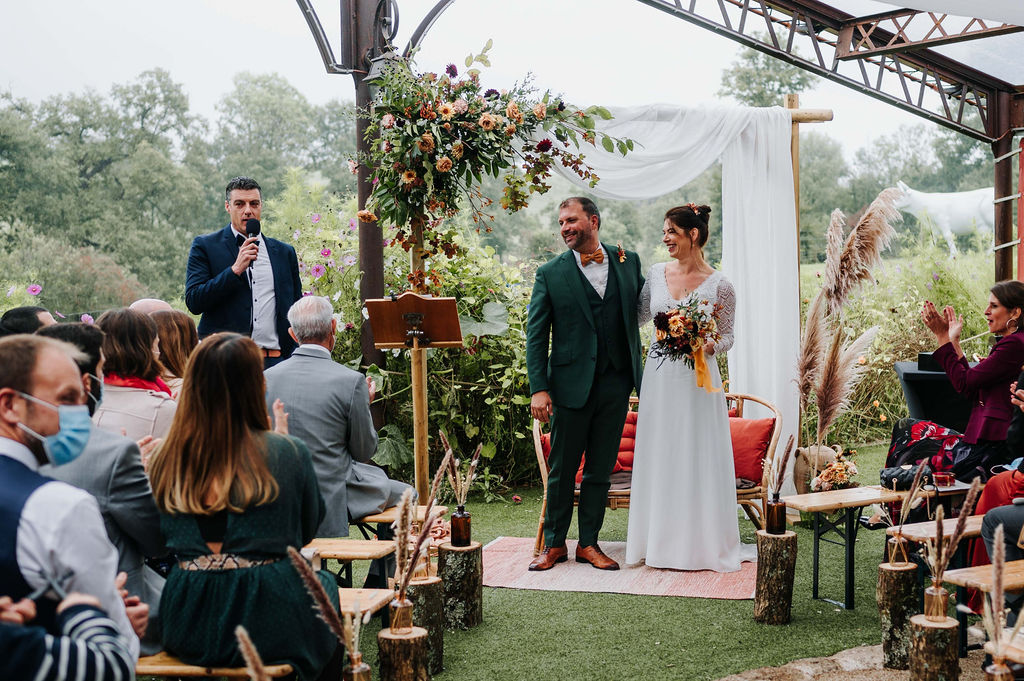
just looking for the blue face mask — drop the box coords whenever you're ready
[16,392,92,466]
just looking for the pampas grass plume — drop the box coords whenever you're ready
[286,546,346,644]
[235,626,270,681]
[798,292,828,411]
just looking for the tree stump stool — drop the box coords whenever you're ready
[754,529,797,625]
[438,541,482,630]
[909,614,959,681]
[377,626,430,681]
[878,561,919,670]
[407,575,444,674]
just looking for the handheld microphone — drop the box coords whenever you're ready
[245,219,260,269]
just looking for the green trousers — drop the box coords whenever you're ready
[544,367,633,548]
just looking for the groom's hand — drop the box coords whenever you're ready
[530,391,553,423]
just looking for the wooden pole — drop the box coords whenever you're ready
[753,530,797,624]
[410,336,428,502]
[407,576,444,675]
[909,614,959,681]
[438,541,483,629]
[1017,138,1023,281]
[377,626,430,681]
[785,94,801,240]
[877,561,919,670]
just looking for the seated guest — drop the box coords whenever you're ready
[887,281,1024,481]
[0,334,143,659]
[0,306,56,336]
[0,592,135,681]
[150,310,198,398]
[37,322,167,654]
[129,298,173,315]
[981,503,1024,622]
[93,308,177,441]
[148,333,342,680]
[265,296,411,537]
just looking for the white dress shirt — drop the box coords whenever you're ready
[0,436,139,661]
[232,227,279,351]
[572,244,609,298]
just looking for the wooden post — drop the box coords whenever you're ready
[438,541,483,629]
[410,337,428,501]
[753,530,797,624]
[377,626,430,681]
[407,575,444,675]
[909,614,959,681]
[785,94,801,238]
[877,561,919,670]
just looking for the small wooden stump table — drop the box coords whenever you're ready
[438,540,483,629]
[783,485,904,609]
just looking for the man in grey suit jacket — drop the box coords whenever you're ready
[37,323,166,653]
[264,296,411,538]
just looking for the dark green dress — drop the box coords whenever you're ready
[159,433,340,680]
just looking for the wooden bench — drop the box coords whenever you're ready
[304,538,397,588]
[352,504,449,540]
[784,485,906,609]
[943,559,1024,593]
[136,587,392,678]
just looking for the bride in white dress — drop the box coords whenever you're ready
[625,204,755,572]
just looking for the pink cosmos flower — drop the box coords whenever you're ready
[347,159,358,175]
[54,311,66,319]
[349,218,357,231]
[310,264,327,279]
[26,284,41,296]
[321,248,332,257]
[293,230,301,239]
[343,255,357,267]
[311,213,321,224]
[80,314,94,325]
[6,285,15,297]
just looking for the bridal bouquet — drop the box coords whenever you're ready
[650,298,723,392]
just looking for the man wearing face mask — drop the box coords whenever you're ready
[37,322,166,654]
[0,334,142,661]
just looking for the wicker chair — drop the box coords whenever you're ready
[531,392,782,555]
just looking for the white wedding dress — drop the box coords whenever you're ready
[625,264,756,571]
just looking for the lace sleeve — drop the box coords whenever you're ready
[713,276,736,355]
[637,267,653,327]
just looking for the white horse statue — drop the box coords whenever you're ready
[893,180,994,256]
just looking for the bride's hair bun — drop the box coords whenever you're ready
[665,203,712,247]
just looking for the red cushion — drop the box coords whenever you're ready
[730,417,775,483]
[540,411,638,485]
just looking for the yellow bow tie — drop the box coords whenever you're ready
[580,250,604,266]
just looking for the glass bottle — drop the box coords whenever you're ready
[765,493,787,535]
[451,504,471,547]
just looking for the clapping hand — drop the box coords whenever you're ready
[272,399,289,435]
[114,571,149,638]
[0,595,36,624]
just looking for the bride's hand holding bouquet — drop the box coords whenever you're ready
[650,297,723,392]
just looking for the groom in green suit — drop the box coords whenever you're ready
[526,197,644,571]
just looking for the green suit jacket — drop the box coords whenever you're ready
[525,243,645,409]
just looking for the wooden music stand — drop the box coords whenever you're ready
[365,292,462,498]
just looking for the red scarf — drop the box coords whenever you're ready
[104,372,173,397]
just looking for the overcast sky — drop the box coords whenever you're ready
[0,0,988,161]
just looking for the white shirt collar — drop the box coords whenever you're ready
[571,243,606,266]
[298,343,333,357]
[0,435,40,471]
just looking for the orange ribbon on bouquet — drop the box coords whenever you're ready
[693,347,721,393]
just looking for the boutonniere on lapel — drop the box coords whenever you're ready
[616,243,626,263]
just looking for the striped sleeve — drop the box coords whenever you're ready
[0,605,134,681]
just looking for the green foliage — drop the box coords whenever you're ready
[717,34,819,106]
[800,245,992,445]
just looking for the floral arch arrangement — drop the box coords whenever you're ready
[360,41,631,291]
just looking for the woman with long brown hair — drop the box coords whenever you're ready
[149,333,341,680]
[150,310,198,398]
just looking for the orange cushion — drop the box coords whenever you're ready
[539,412,638,484]
[730,417,775,483]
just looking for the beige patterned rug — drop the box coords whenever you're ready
[482,536,757,599]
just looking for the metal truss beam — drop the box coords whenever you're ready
[836,10,1023,60]
[634,0,1021,142]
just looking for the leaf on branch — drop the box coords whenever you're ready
[372,423,413,467]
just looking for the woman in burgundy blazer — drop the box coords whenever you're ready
[923,280,1024,482]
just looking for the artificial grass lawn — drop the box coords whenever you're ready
[347,442,896,680]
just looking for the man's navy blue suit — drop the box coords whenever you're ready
[185,224,302,358]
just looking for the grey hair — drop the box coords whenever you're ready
[287,296,334,343]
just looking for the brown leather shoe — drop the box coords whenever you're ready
[575,544,619,570]
[528,545,568,571]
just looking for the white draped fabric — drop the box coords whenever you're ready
[551,105,800,492]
